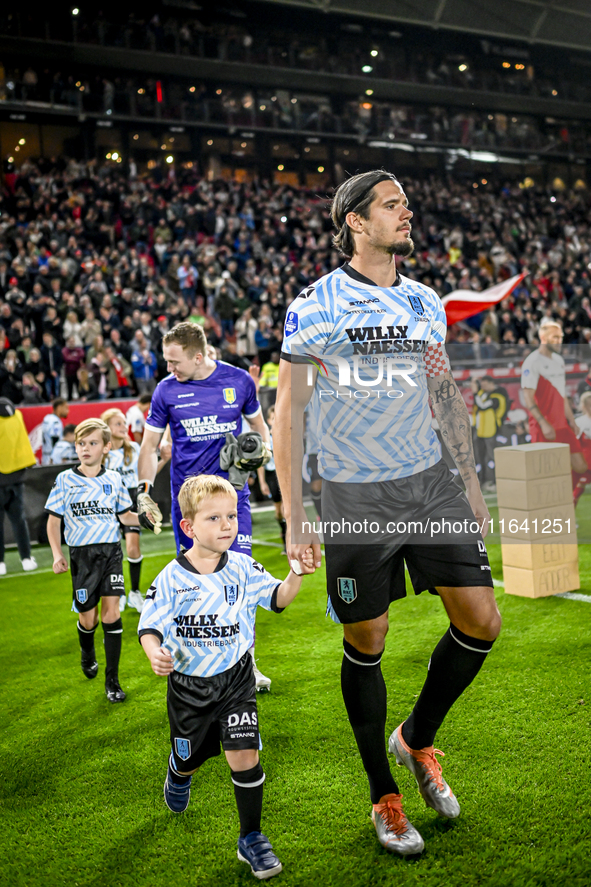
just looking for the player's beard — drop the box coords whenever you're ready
[387,236,414,258]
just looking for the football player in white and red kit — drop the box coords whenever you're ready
[521,318,589,503]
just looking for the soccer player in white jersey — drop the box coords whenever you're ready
[521,318,589,504]
[102,408,145,614]
[138,474,313,880]
[275,170,502,856]
[126,393,152,444]
[41,398,69,465]
[46,418,140,703]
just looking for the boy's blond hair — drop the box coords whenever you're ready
[580,391,591,412]
[178,474,237,522]
[75,418,111,449]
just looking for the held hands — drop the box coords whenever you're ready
[290,547,315,574]
[137,481,163,534]
[149,646,174,676]
[286,511,322,574]
[53,555,69,574]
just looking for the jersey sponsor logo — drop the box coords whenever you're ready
[337,577,357,604]
[224,584,238,605]
[173,612,240,639]
[285,311,299,336]
[478,540,487,556]
[110,573,124,585]
[175,737,191,761]
[179,415,238,438]
[237,533,252,545]
[76,588,88,604]
[223,387,237,404]
[70,500,115,517]
[407,294,425,315]
[177,393,195,398]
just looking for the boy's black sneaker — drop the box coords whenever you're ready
[237,832,282,879]
[105,680,126,703]
[81,652,98,680]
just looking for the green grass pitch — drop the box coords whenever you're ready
[1,504,590,887]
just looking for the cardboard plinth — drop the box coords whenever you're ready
[500,537,578,570]
[496,475,572,511]
[494,442,571,481]
[503,562,580,598]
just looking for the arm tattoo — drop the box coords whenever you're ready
[429,372,477,486]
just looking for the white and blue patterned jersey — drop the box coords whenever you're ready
[304,400,319,456]
[145,361,261,496]
[41,414,63,465]
[45,467,132,547]
[105,441,140,489]
[50,438,77,464]
[138,551,281,677]
[281,265,446,482]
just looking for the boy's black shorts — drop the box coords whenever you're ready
[122,487,140,535]
[168,652,259,771]
[323,459,494,625]
[70,542,125,612]
[264,469,282,503]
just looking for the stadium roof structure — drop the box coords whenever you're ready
[258,0,591,54]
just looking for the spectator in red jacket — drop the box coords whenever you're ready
[61,336,86,400]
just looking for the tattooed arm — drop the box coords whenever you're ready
[427,369,491,537]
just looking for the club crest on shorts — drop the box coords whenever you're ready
[175,737,191,761]
[224,584,238,605]
[337,577,357,604]
[103,484,112,495]
[76,588,88,604]
[223,387,236,404]
[407,294,424,316]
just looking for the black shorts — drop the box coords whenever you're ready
[264,469,282,503]
[168,652,259,771]
[122,487,140,535]
[70,542,125,612]
[322,460,493,625]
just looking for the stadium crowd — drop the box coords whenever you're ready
[6,8,591,105]
[2,159,591,404]
[1,63,588,156]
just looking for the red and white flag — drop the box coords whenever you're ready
[442,273,527,326]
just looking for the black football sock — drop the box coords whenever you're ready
[128,555,142,591]
[77,621,97,656]
[168,754,192,786]
[402,624,495,751]
[102,617,123,684]
[341,640,399,804]
[277,518,286,547]
[311,488,322,519]
[231,763,265,838]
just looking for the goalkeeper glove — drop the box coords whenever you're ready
[137,480,163,534]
